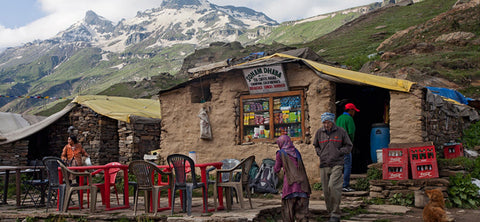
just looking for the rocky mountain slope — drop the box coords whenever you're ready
[302,0,479,98]
[107,0,480,103]
[0,0,381,114]
[0,0,277,113]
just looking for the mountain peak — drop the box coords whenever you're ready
[82,10,115,34]
[160,0,208,9]
[84,10,100,23]
[83,10,113,27]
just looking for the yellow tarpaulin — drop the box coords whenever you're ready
[73,95,161,123]
[252,53,415,92]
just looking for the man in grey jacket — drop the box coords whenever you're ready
[313,112,352,222]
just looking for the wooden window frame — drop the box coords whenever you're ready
[240,90,305,143]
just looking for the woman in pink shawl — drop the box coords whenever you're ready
[274,135,311,222]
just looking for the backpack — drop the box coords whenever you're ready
[250,158,278,194]
[248,160,259,182]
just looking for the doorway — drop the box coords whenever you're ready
[27,130,52,163]
[335,83,390,173]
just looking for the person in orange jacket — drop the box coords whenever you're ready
[61,135,90,167]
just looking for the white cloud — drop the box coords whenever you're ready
[0,0,162,49]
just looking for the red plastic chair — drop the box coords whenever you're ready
[92,162,122,205]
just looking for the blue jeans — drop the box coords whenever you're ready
[343,153,352,188]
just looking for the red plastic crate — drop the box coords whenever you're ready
[409,145,436,163]
[383,163,409,180]
[382,148,409,164]
[411,160,439,179]
[443,143,464,159]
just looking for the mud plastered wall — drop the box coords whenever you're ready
[389,86,423,144]
[158,63,333,182]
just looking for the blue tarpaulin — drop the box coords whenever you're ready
[426,86,472,105]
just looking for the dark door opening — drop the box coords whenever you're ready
[27,130,53,162]
[335,83,390,173]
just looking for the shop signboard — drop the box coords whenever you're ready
[243,64,288,94]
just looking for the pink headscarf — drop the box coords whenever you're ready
[276,135,298,158]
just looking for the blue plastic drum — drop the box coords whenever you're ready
[370,123,390,163]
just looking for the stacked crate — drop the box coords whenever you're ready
[409,145,439,179]
[382,148,409,180]
[443,142,464,159]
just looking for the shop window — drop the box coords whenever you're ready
[191,83,212,103]
[240,90,304,143]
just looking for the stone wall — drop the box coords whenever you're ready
[46,105,111,164]
[46,112,71,157]
[0,104,160,167]
[422,88,477,153]
[118,117,161,163]
[62,105,118,165]
[368,163,450,205]
[369,178,449,200]
[0,140,29,165]
[118,121,135,163]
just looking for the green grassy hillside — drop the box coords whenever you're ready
[301,0,459,68]
[11,0,480,115]
[298,0,479,98]
[258,12,362,45]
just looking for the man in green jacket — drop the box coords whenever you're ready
[336,103,359,192]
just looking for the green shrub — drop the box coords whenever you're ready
[388,193,414,206]
[461,121,480,149]
[353,167,382,191]
[363,197,386,205]
[437,156,480,179]
[353,177,369,191]
[437,156,474,171]
[312,182,322,191]
[367,167,383,180]
[447,173,480,209]
[471,157,480,179]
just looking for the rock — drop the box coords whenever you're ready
[370,185,383,192]
[411,42,435,53]
[366,204,411,214]
[395,66,422,80]
[377,26,416,51]
[435,32,476,44]
[380,51,397,60]
[439,169,467,177]
[370,191,386,198]
[415,190,428,208]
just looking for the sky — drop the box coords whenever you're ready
[0,0,379,49]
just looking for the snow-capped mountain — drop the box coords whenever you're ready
[54,0,277,52]
[0,0,279,113]
[0,0,381,113]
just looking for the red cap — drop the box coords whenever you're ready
[345,103,360,112]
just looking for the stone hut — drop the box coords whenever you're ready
[157,48,479,183]
[0,95,161,166]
